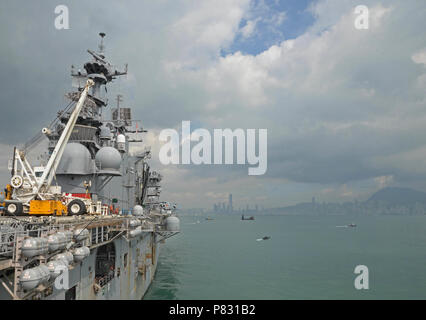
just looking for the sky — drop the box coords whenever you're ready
[0,0,426,209]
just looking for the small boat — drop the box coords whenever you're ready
[336,223,357,228]
[256,236,271,241]
[241,215,255,221]
[205,217,214,221]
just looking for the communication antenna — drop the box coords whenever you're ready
[99,32,106,54]
[116,94,123,109]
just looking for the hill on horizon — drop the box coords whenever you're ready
[367,187,426,206]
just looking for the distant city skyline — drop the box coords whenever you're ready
[212,193,265,214]
[183,187,426,217]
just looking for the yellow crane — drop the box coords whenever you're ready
[3,79,94,216]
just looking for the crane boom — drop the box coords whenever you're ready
[33,79,94,200]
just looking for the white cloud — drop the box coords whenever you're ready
[412,49,426,66]
[157,0,426,204]
[374,175,394,189]
[169,0,250,65]
[2,0,426,208]
[239,18,260,39]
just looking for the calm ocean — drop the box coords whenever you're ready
[144,214,426,299]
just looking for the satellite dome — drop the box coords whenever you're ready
[165,216,180,232]
[133,205,144,216]
[95,147,122,171]
[57,143,93,175]
[117,134,126,144]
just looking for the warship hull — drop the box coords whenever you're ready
[0,236,160,300]
[0,213,176,300]
[45,236,161,300]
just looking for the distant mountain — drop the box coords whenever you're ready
[367,187,426,206]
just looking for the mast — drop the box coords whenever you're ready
[34,79,94,200]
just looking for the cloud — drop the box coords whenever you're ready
[412,49,426,66]
[239,18,261,39]
[1,0,426,208]
[169,0,250,65]
[157,0,426,206]
[374,175,394,189]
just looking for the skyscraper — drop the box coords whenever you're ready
[228,194,233,213]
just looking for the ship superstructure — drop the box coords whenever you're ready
[0,34,180,300]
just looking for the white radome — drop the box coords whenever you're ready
[95,146,122,170]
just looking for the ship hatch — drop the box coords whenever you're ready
[65,286,76,300]
[95,243,116,288]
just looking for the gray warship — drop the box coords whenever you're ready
[0,33,180,300]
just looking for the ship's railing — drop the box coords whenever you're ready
[95,272,114,288]
[90,225,114,244]
[0,215,155,257]
[0,229,28,256]
[0,222,58,257]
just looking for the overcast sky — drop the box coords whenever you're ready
[1,0,426,209]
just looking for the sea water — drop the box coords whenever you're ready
[144,214,426,299]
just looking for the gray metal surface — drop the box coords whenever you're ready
[0,34,180,300]
[56,143,94,175]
